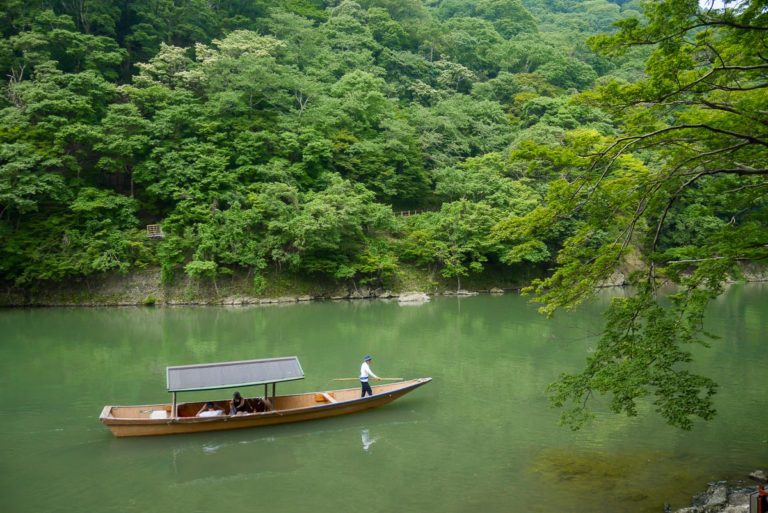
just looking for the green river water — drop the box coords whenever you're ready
[1,284,767,513]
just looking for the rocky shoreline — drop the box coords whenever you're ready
[673,471,767,513]
[0,287,491,308]
[1,261,766,307]
[0,267,516,307]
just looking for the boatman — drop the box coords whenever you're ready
[360,354,381,397]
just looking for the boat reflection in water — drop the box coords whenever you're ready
[169,435,299,484]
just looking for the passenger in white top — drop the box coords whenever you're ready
[196,402,224,417]
[359,354,380,397]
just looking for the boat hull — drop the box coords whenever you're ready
[100,378,430,437]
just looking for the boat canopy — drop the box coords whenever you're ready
[166,356,304,392]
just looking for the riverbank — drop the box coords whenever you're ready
[0,264,537,307]
[2,263,766,307]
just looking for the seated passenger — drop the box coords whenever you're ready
[249,397,268,412]
[230,391,252,416]
[196,402,224,417]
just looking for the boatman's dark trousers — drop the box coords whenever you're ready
[361,381,373,397]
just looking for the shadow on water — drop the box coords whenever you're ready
[527,448,709,512]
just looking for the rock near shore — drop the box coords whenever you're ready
[674,473,767,513]
[397,292,430,303]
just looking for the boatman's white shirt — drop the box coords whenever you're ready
[360,362,379,382]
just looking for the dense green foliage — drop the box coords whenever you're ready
[2,1,766,429]
[0,0,633,288]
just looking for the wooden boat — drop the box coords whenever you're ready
[99,356,431,437]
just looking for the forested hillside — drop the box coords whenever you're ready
[0,0,641,289]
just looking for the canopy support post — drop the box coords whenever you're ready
[172,392,177,419]
[272,383,276,408]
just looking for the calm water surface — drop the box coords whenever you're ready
[1,284,767,513]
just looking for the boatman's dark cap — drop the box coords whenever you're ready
[364,355,372,361]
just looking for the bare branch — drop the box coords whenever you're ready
[720,182,768,194]
[699,80,768,92]
[682,167,768,176]
[667,256,742,264]
[608,124,768,149]
[623,20,768,49]
[647,170,712,280]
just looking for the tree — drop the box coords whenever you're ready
[401,200,500,290]
[190,30,292,116]
[285,175,395,278]
[0,143,67,223]
[92,103,151,197]
[409,95,515,169]
[366,7,408,49]
[475,0,537,38]
[434,152,541,211]
[1,187,147,284]
[507,0,768,429]
[439,17,504,77]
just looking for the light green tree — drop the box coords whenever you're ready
[508,0,768,429]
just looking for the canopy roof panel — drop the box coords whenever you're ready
[166,356,304,392]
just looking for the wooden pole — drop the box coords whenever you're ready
[332,377,403,381]
[172,392,177,419]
